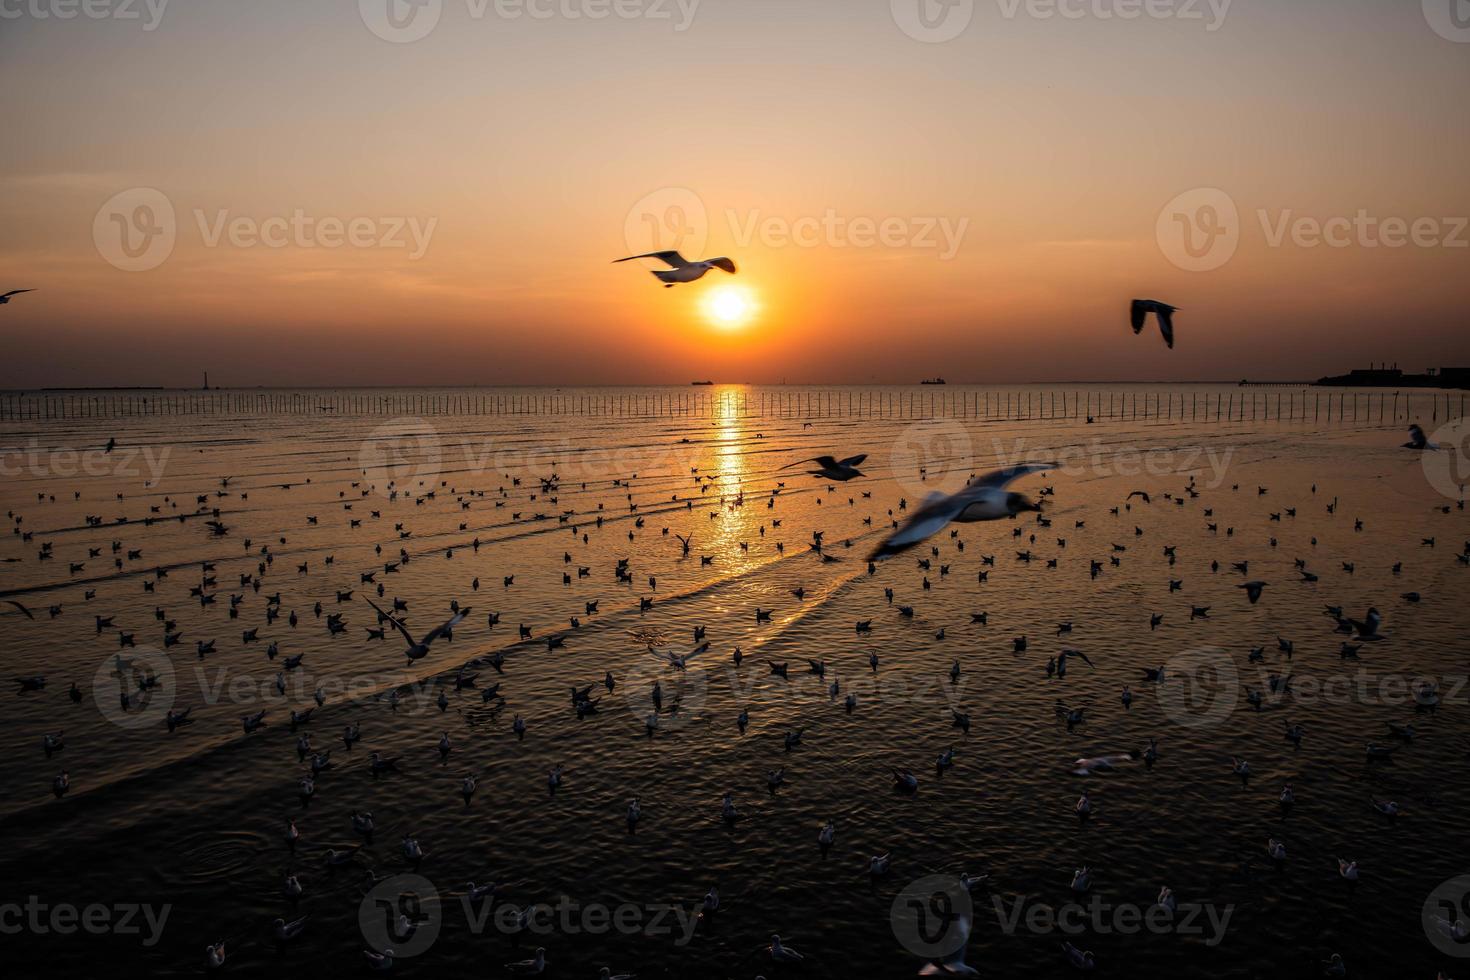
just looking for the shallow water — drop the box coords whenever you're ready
[1,384,1467,978]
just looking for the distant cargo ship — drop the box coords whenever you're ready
[691,380,714,386]
[1314,364,1470,389]
[920,377,946,385]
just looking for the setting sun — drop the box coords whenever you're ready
[703,285,758,331]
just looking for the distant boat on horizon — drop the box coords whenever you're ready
[691,380,714,386]
[920,377,946,385]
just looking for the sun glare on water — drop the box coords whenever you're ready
[703,285,758,330]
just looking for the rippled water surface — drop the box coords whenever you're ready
[1,384,1467,978]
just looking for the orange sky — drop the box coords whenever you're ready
[1,0,1467,387]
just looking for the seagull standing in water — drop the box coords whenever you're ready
[870,463,1056,559]
[1130,299,1178,349]
[613,251,737,287]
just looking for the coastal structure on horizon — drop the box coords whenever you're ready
[1314,364,1470,389]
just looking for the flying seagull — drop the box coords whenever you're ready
[0,289,35,305]
[781,454,867,482]
[366,598,468,664]
[613,251,737,287]
[1130,299,1177,349]
[870,462,1056,560]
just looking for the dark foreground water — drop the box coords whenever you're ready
[1,385,1467,978]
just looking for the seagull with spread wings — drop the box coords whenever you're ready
[1130,299,1178,349]
[869,462,1056,560]
[0,289,36,306]
[366,599,469,664]
[780,454,868,482]
[613,251,737,287]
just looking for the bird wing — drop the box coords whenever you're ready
[5,600,34,619]
[869,492,970,559]
[1,289,35,299]
[1156,305,1176,348]
[1130,299,1148,334]
[613,251,689,269]
[708,257,737,274]
[423,609,469,646]
[966,462,1057,491]
[779,456,834,471]
[366,598,418,646]
[839,454,869,468]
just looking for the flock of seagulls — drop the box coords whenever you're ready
[3,396,1464,977]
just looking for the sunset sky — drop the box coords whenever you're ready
[1,0,1467,388]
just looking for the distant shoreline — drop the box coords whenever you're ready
[16,380,1468,394]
